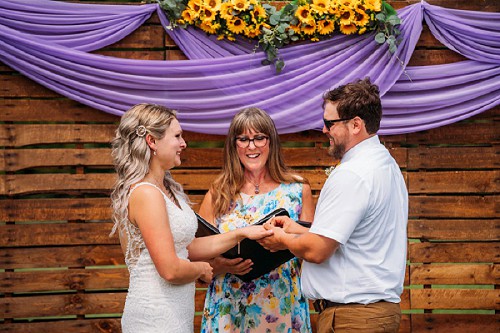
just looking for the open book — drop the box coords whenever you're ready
[195,208,311,282]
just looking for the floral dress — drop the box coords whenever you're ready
[201,183,311,333]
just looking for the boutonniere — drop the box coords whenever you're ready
[325,163,340,177]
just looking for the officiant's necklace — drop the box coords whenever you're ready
[250,181,260,194]
[246,174,266,195]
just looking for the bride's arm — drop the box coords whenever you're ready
[187,224,272,261]
[188,190,272,261]
[129,186,212,284]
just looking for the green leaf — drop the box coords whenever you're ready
[270,13,281,25]
[387,16,401,26]
[375,32,386,44]
[275,59,285,73]
[376,13,386,21]
[291,35,299,41]
[165,0,177,8]
[382,1,398,17]
[261,59,271,66]
[388,43,397,53]
[262,27,272,34]
[283,4,295,13]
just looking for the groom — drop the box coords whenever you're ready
[259,77,408,333]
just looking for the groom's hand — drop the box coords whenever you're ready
[258,226,287,252]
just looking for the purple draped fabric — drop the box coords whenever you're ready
[0,0,498,134]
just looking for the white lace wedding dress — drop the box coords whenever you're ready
[121,182,198,333]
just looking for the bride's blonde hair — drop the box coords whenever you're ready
[110,103,187,237]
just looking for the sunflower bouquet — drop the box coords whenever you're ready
[172,0,269,41]
[158,0,400,72]
[291,0,383,40]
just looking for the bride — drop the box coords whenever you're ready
[110,103,273,332]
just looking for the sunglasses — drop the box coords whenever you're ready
[323,117,354,130]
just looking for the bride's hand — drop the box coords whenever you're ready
[197,261,213,282]
[241,225,273,240]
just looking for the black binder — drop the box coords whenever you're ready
[195,208,311,282]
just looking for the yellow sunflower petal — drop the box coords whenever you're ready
[296,5,313,24]
[204,0,221,11]
[317,19,335,35]
[311,0,329,15]
[339,22,357,35]
[231,0,250,12]
[227,17,247,34]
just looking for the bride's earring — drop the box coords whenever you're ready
[153,150,157,156]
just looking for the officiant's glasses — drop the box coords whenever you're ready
[323,117,354,130]
[235,135,269,148]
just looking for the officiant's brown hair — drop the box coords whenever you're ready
[209,107,305,218]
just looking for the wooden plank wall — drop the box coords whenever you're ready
[0,0,498,332]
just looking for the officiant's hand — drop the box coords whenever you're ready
[209,256,253,276]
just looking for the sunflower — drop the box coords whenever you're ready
[252,5,267,22]
[340,0,356,9]
[339,9,354,25]
[354,9,369,27]
[245,26,262,38]
[181,8,198,24]
[301,22,316,35]
[311,0,330,15]
[187,0,202,13]
[200,21,219,34]
[231,0,250,12]
[219,2,234,21]
[227,17,247,34]
[289,23,302,35]
[328,5,340,17]
[296,5,314,24]
[339,22,357,35]
[317,19,335,35]
[204,0,222,11]
[364,0,382,12]
[201,7,217,23]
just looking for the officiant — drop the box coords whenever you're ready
[197,107,315,332]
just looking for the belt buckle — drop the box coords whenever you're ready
[313,299,326,313]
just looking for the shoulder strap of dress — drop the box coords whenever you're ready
[129,182,167,199]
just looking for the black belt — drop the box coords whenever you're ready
[313,299,345,313]
[313,299,386,313]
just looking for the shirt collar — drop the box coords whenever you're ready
[341,135,380,163]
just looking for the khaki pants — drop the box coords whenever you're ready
[317,301,401,333]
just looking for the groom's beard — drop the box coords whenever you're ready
[328,136,346,160]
